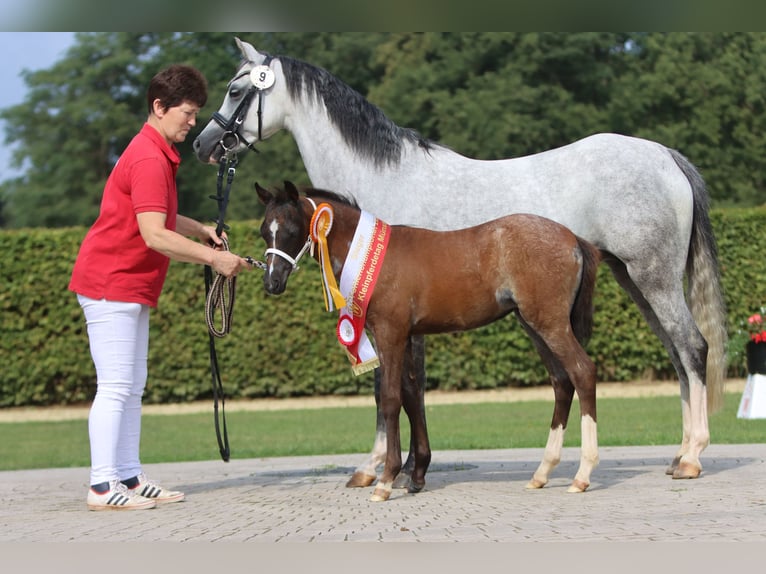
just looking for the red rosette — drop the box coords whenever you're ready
[336,315,358,347]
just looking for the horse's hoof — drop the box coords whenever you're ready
[346,472,376,488]
[392,472,412,490]
[370,486,392,502]
[407,480,425,494]
[525,477,546,489]
[672,462,701,479]
[567,479,589,493]
[665,456,681,475]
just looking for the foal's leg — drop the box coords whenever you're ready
[522,326,576,489]
[560,346,599,493]
[521,319,599,492]
[346,335,426,489]
[370,336,408,503]
[345,370,385,488]
[545,332,599,493]
[393,335,427,489]
[399,337,431,493]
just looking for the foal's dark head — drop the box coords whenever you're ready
[255,181,309,295]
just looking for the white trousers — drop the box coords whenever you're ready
[78,295,149,485]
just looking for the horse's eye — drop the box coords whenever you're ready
[229,87,242,99]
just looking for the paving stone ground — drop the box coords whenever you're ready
[1,381,762,570]
[1,443,764,543]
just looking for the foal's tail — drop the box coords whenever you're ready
[669,148,728,413]
[570,238,602,346]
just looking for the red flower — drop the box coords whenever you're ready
[748,313,766,343]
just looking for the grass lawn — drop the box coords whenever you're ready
[0,391,763,471]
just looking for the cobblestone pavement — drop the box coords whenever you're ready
[1,443,765,543]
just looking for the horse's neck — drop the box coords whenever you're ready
[281,79,484,230]
[286,101,366,190]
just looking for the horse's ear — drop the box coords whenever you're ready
[255,181,273,205]
[283,181,300,203]
[235,37,261,62]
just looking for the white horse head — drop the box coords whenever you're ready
[193,38,288,163]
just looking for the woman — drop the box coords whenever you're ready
[69,64,252,511]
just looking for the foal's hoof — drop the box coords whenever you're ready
[370,484,392,502]
[407,480,425,494]
[525,477,546,490]
[392,471,412,490]
[567,479,589,493]
[672,462,701,479]
[346,472,377,488]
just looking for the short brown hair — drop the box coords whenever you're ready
[146,64,208,114]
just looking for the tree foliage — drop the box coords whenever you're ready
[2,32,765,229]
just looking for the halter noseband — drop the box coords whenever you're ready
[264,198,318,270]
[211,55,275,156]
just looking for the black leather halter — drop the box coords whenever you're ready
[211,55,274,156]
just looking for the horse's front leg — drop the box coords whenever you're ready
[346,369,385,488]
[371,337,406,502]
[392,334,427,490]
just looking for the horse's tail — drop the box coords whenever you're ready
[571,237,602,346]
[668,148,728,413]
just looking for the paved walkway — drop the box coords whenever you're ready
[1,442,765,543]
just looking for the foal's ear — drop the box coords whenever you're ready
[283,180,300,203]
[254,181,273,205]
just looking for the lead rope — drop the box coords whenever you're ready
[202,60,273,461]
[204,156,237,461]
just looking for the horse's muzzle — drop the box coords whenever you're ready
[263,272,287,296]
[193,133,224,164]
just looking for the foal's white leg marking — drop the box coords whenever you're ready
[569,415,598,493]
[370,480,393,502]
[526,425,565,489]
[348,429,386,486]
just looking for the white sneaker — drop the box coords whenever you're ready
[87,479,156,511]
[123,472,185,504]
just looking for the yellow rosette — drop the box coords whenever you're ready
[310,203,346,312]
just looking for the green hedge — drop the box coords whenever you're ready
[2,207,765,407]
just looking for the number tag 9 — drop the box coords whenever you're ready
[250,65,276,90]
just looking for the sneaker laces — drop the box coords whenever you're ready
[112,479,147,499]
[134,473,169,498]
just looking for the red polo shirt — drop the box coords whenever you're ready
[69,123,180,307]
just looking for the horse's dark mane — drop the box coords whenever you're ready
[304,187,360,210]
[278,55,435,168]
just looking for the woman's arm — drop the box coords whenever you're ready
[136,211,249,277]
